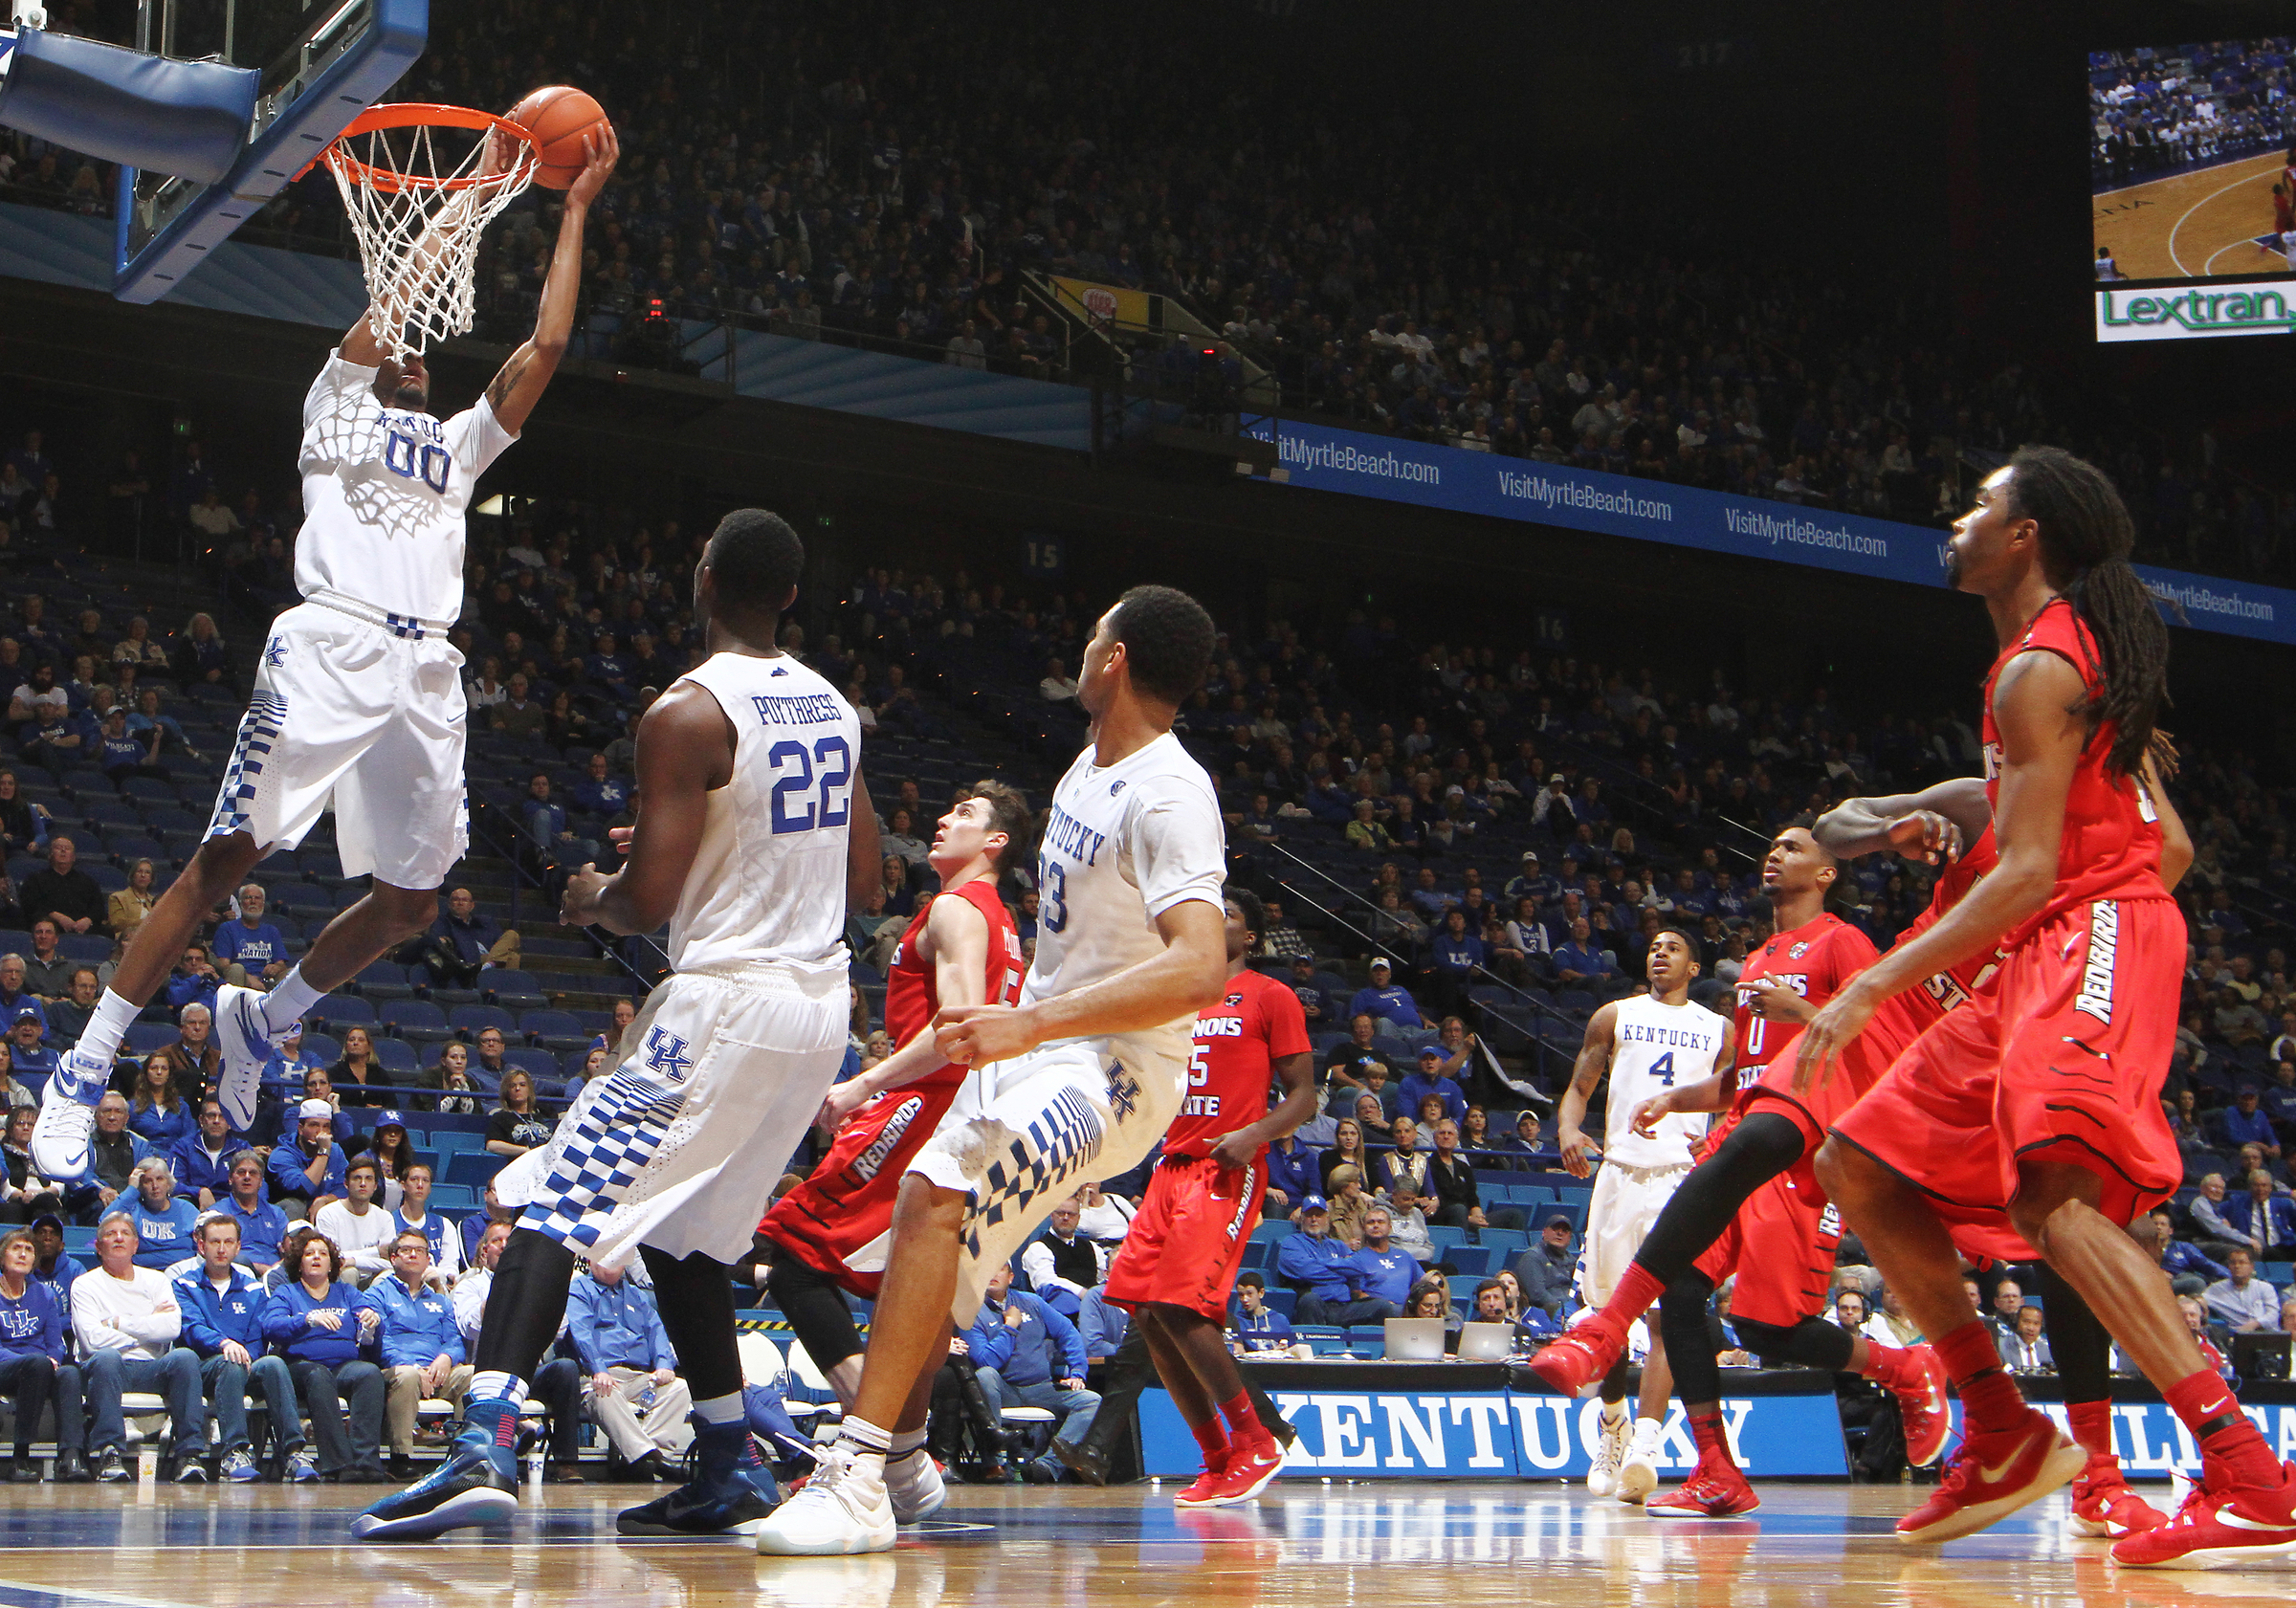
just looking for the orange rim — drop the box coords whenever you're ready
[307,102,541,191]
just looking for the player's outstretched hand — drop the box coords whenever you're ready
[1627,1094,1670,1139]
[933,1002,1032,1067]
[565,124,620,209]
[561,862,611,927]
[1746,975,1817,1026]
[816,1079,872,1133]
[1793,979,1878,1097]
[1886,808,1962,866]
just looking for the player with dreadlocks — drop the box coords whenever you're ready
[1803,446,2296,1566]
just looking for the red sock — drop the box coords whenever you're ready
[1601,1263,1667,1334]
[1859,1342,1910,1390]
[2066,1399,2114,1462]
[1688,1410,1736,1470]
[1189,1416,1230,1464]
[1932,1320,2026,1435]
[2162,1368,2278,1486]
[1218,1389,1272,1454]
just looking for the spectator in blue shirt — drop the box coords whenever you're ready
[267,1099,348,1219]
[1275,1198,1401,1326]
[1077,1286,1129,1362]
[418,886,519,990]
[0,960,45,1036]
[2146,1207,2229,1297]
[1347,958,1432,1031]
[171,1098,245,1207]
[521,774,593,868]
[210,884,289,988]
[2263,1059,2296,1136]
[1344,1208,1423,1310]
[2215,1088,2283,1165]
[1428,910,1487,1012]
[569,751,633,822]
[261,1224,386,1482]
[1286,954,1340,1028]
[2222,1169,2296,1255]
[163,944,220,1018]
[216,1151,287,1274]
[370,1230,470,1473]
[1228,1273,1303,1356]
[1551,918,1615,987]
[965,1261,1099,1483]
[5,1009,55,1080]
[1263,1131,1319,1218]
[111,1157,198,1270]
[94,708,160,782]
[174,1212,297,1482]
[0,1224,69,1478]
[125,1052,193,1153]
[568,1263,691,1473]
[1398,1047,1468,1126]
[1408,867,1457,922]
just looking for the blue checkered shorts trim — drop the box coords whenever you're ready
[206,689,288,840]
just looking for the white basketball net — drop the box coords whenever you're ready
[323,121,538,363]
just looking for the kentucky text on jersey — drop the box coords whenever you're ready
[1040,803,1108,867]
[749,692,846,725]
[1617,1019,1721,1048]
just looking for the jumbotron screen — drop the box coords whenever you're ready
[2090,38,2296,341]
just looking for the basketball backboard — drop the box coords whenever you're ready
[114,0,425,302]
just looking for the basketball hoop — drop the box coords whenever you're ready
[318,102,540,362]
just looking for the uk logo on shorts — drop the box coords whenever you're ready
[263,634,288,667]
[643,1026,694,1080]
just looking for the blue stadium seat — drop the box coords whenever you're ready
[57,934,110,963]
[501,1046,557,1082]
[484,969,547,1010]
[430,1131,485,1157]
[382,1000,453,1043]
[307,992,375,1028]
[520,1008,587,1049]
[299,1033,342,1066]
[444,1150,507,1189]
[449,1003,517,1038]
[352,960,414,1000]
[124,1023,177,1054]
[428,1183,478,1212]
[370,1037,418,1074]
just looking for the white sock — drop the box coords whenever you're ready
[1600,1399,1628,1426]
[888,1427,928,1458]
[469,1372,529,1408]
[693,1392,744,1426]
[837,1415,892,1479]
[260,967,324,1034]
[1632,1417,1664,1447]
[74,990,141,1070]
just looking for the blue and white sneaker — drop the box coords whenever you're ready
[617,1419,783,1535]
[213,983,287,1134]
[351,1417,519,1540]
[221,1449,260,1483]
[29,1046,110,1178]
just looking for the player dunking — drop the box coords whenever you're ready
[32,125,619,1178]
[757,584,1227,1556]
[749,779,1033,1528]
[1553,926,1725,1503]
[354,510,877,1540]
[1097,887,1316,1507]
[1808,447,2296,1565]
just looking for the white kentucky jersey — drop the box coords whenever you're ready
[1024,730,1225,1056]
[297,348,517,623]
[1601,994,1726,1169]
[666,651,861,976]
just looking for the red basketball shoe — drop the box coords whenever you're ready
[1173,1444,1231,1509]
[2110,1458,2296,1570]
[1526,1325,1624,1399]
[1897,1408,2085,1543]
[1203,1440,1285,1506]
[1645,1453,1761,1519]
[2065,1453,2165,1539]
[1893,1346,1951,1469]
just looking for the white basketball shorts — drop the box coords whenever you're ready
[494,958,849,1268]
[206,596,468,889]
[1570,1157,1691,1310]
[908,1029,1187,1327]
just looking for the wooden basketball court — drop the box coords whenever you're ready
[0,1481,2281,1608]
[2095,152,2292,280]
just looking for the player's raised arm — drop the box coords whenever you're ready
[482,123,620,434]
[1813,777,1992,864]
[2143,751,2193,890]
[1556,1002,1617,1178]
[1632,1036,1736,1135]
[559,681,731,936]
[819,887,987,1127]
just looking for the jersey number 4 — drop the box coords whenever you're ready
[1649,1051,1675,1087]
[767,736,853,834]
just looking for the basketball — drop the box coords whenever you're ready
[507,84,609,188]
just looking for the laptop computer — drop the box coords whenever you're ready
[2231,1331,2291,1382]
[1382,1317,1446,1360]
[1457,1321,1513,1360]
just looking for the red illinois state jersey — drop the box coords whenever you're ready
[1731,912,1878,1089]
[1888,822,2002,1031]
[883,878,1026,1091]
[1163,968,1312,1161]
[1981,597,2168,944]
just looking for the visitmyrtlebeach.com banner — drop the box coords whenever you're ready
[1244,415,2296,647]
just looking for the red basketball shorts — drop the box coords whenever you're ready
[1692,1165,1843,1330]
[1829,897,2184,1234]
[756,1080,961,1298]
[1102,1152,1263,1322]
